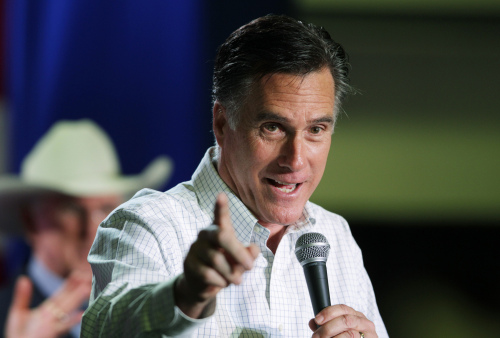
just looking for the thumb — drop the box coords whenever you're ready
[10,276,33,312]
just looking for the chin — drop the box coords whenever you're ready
[265,206,304,226]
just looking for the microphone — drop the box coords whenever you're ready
[295,232,331,316]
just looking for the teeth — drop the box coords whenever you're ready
[277,185,297,193]
[273,179,297,193]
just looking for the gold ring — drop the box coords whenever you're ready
[45,301,69,323]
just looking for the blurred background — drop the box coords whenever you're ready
[0,0,498,337]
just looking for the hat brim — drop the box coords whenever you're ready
[0,156,173,235]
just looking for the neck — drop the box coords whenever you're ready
[260,222,287,255]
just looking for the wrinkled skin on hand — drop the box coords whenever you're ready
[175,193,260,319]
[309,304,377,338]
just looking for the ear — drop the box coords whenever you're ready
[212,101,228,147]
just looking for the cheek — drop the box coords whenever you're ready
[86,223,100,245]
[249,138,280,163]
[309,143,331,173]
[234,137,267,170]
[58,221,83,239]
[33,231,67,252]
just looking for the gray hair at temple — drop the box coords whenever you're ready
[212,14,352,130]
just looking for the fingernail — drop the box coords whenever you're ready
[218,193,228,203]
[315,314,324,325]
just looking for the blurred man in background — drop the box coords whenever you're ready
[0,119,172,338]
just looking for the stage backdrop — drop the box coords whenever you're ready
[1,0,292,283]
[5,0,211,189]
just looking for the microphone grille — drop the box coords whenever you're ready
[295,232,330,265]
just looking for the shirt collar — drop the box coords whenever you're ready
[192,147,257,246]
[283,201,317,236]
[192,147,318,244]
[28,255,64,298]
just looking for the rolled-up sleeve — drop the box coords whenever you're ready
[81,197,210,337]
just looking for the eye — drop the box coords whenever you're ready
[59,201,83,215]
[310,126,323,134]
[263,123,280,133]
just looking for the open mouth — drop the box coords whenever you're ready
[267,178,300,193]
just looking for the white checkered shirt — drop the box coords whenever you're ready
[81,147,388,337]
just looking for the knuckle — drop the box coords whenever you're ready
[367,320,377,335]
[199,267,214,283]
[346,330,357,338]
[230,265,245,281]
[339,304,352,314]
[184,252,206,273]
[356,310,367,319]
[216,229,232,244]
[197,229,210,241]
[342,314,355,328]
[210,250,226,267]
[337,331,357,338]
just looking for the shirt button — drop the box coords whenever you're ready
[309,217,316,225]
[278,324,284,332]
[254,226,261,233]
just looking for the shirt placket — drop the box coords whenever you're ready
[251,224,282,337]
[269,234,291,337]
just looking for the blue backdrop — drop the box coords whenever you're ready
[5,0,212,189]
[0,0,292,281]
[4,0,293,188]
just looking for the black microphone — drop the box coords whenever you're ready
[295,232,331,316]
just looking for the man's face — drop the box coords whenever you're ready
[215,68,335,226]
[27,194,122,277]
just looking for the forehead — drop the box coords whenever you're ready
[37,193,121,208]
[247,69,336,119]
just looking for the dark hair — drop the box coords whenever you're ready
[212,14,351,128]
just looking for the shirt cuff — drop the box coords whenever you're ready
[152,274,212,336]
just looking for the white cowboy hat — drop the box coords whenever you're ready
[0,119,173,234]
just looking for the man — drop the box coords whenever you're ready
[82,14,389,337]
[0,120,172,338]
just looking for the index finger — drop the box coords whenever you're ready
[213,193,231,229]
[211,193,255,270]
[315,304,365,326]
[9,276,33,311]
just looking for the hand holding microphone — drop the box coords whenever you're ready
[295,232,378,338]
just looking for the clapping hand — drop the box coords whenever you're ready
[5,269,91,338]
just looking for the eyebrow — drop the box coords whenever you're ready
[255,111,334,126]
[256,112,288,123]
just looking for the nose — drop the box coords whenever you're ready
[278,133,307,171]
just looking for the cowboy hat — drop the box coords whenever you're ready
[0,119,173,234]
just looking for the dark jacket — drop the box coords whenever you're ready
[0,263,72,338]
